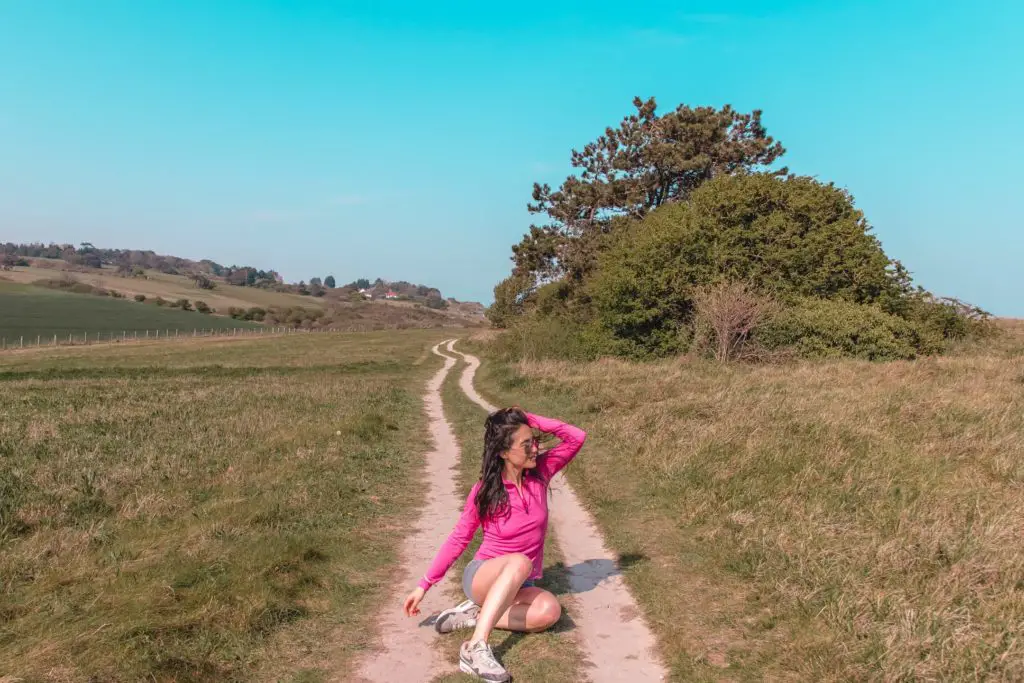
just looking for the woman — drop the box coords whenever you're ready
[403,407,586,682]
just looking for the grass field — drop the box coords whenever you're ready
[0,281,261,343]
[433,353,584,682]
[465,322,1024,681]
[0,330,450,682]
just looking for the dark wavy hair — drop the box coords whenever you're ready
[474,407,536,521]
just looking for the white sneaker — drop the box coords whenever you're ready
[434,599,479,634]
[459,640,510,682]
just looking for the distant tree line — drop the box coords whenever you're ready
[1,241,280,282]
[2,242,459,306]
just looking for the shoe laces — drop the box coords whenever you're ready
[471,641,501,668]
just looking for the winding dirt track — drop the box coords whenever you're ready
[447,340,667,682]
[351,341,462,682]
[351,339,666,682]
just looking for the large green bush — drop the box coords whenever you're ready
[755,298,938,361]
[585,173,906,357]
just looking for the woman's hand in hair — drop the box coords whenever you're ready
[403,586,426,617]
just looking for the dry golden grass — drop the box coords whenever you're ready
[0,329,452,682]
[467,321,1024,681]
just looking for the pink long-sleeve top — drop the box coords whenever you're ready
[417,413,586,592]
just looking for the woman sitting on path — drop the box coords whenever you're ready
[403,407,586,682]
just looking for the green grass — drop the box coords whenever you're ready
[0,329,450,682]
[0,281,261,343]
[463,323,1024,682]
[432,351,584,683]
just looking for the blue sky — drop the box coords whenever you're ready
[1,1,1021,313]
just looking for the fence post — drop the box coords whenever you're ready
[193,329,196,337]
[69,332,73,344]
[20,336,23,348]
[37,335,40,346]
[53,334,57,346]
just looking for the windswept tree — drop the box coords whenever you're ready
[510,97,786,287]
[324,275,336,288]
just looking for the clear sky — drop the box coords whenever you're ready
[1,1,1021,313]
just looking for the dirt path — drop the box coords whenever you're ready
[351,341,462,682]
[448,340,668,682]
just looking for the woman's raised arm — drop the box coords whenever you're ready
[527,412,587,479]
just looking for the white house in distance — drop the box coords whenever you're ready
[358,288,400,300]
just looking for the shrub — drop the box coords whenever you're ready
[424,296,449,310]
[492,315,609,362]
[904,294,993,345]
[692,282,778,361]
[152,297,168,307]
[134,294,147,303]
[755,298,934,361]
[175,299,192,311]
[190,273,215,290]
[488,274,533,328]
[194,300,211,314]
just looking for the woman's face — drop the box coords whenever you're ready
[503,424,538,470]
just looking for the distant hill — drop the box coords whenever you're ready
[1,241,483,312]
[0,242,486,333]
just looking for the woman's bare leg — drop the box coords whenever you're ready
[466,553,532,643]
[489,586,561,632]
[467,554,561,642]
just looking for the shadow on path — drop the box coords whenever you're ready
[543,553,648,596]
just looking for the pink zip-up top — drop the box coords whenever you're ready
[417,413,586,592]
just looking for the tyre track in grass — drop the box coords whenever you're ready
[351,341,463,682]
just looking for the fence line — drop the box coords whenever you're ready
[0,325,338,352]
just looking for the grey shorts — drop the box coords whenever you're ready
[462,559,536,602]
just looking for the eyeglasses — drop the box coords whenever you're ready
[514,437,540,451]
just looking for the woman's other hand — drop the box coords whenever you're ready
[403,586,426,617]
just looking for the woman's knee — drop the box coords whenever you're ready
[534,594,561,628]
[506,553,533,580]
